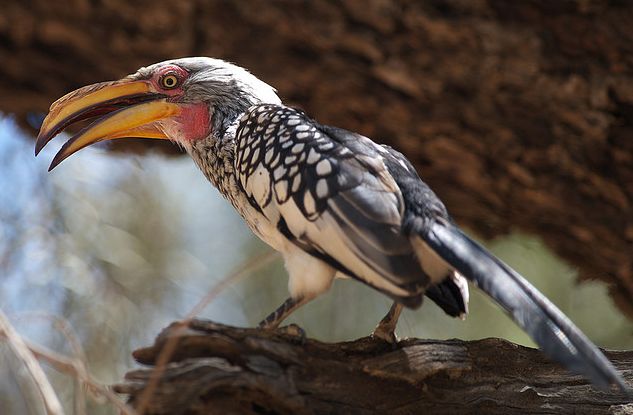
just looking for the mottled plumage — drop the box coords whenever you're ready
[227,103,467,312]
[35,57,630,393]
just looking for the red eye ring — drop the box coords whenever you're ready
[160,72,180,89]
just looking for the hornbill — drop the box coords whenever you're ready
[36,57,630,392]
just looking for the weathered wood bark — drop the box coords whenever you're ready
[2,1,633,315]
[114,320,633,414]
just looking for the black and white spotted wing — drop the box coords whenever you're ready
[234,104,431,306]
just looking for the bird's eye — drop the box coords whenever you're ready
[160,73,179,89]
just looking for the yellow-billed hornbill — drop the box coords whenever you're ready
[36,57,630,392]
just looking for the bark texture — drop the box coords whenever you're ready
[2,1,633,315]
[114,320,633,414]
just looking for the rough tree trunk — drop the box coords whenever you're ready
[113,320,633,414]
[3,0,632,317]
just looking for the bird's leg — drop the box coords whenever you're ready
[258,296,308,339]
[258,296,305,329]
[372,301,404,344]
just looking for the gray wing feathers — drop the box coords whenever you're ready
[328,187,430,286]
[236,105,429,303]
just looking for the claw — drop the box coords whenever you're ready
[277,323,306,344]
[371,325,399,345]
[372,302,403,346]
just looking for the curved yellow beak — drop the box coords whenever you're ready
[36,79,181,171]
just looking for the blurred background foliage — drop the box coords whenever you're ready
[0,112,631,413]
[1,1,633,413]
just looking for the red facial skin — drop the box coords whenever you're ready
[150,65,211,142]
[176,104,211,142]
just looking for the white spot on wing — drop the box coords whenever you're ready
[291,143,305,154]
[316,179,328,198]
[319,142,334,151]
[316,159,332,175]
[264,149,274,164]
[273,166,285,180]
[307,148,320,164]
[274,180,288,202]
[270,152,281,168]
[291,175,301,192]
[304,191,316,215]
[248,165,271,207]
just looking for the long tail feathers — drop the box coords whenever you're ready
[421,219,630,393]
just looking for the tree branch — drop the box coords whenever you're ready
[114,320,633,414]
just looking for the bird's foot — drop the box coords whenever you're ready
[256,297,309,343]
[371,324,399,346]
[371,302,403,346]
[277,323,306,340]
